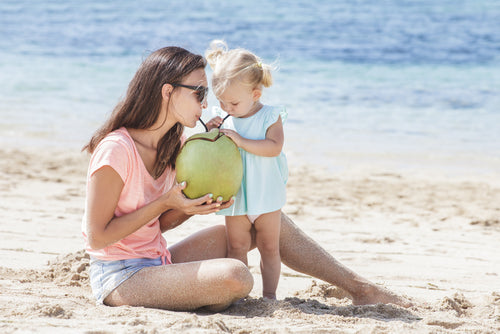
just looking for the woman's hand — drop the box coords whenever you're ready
[159,193,235,232]
[161,181,234,216]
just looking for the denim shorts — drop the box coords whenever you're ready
[89,256,164,304]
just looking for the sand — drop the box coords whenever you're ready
[0,147,499,333]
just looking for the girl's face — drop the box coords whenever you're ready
[217,82,261,118]
[168,68,208,128]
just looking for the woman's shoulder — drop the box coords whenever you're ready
[89,128,135,181]
[97,127,134,152]
[91,128,136,165]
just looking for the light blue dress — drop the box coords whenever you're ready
[216,105,288,216]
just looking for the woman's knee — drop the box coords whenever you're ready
[221,258,253,296]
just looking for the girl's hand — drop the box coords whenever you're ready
[205,116,224,131]
[220,129,243,147]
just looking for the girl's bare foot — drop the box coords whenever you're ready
[263,292,277,300]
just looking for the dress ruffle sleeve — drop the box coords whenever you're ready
[264,105,287,130]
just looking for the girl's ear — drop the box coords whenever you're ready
[252,88,262,101]
[162,84,173,100]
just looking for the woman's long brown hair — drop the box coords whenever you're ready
[83,47,206,179]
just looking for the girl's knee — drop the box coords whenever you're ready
[257,241,280,257]
[227,239,251,253]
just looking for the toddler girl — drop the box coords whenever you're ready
[205,40,288,300]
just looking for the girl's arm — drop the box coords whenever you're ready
[85,166,220,250]
[221,116,284,157]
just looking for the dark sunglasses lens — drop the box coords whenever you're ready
[197,88,207,103]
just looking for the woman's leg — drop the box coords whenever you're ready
[168,224,228,263]
[278,213,410,306]
[104,258,253,312]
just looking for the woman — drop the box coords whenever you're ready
[82,46,408,311]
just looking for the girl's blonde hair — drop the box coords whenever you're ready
[205,40,273,97]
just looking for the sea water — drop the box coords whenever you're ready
[1,0,499,175]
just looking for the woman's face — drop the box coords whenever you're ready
[169,68,208,128]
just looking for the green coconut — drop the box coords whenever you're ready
[175,129,243,201]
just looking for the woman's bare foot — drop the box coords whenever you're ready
[350,283,412,308]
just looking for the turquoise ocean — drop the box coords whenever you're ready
[1,0,499,175]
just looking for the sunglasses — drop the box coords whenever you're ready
[171,83,209,104]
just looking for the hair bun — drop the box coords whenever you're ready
[205,40,228,70]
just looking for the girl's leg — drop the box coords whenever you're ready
[225,216,252,266]
[104,258,253,312]
[254,210,281,299]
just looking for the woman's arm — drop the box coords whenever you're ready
[159,210,192,233]
[85,166,221,250]
[221,116,284,157]
[159,196,236,233]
